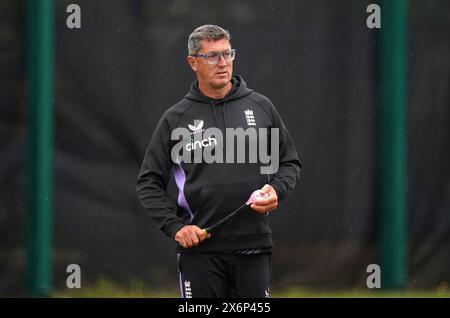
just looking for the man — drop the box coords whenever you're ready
[136,25,301,298]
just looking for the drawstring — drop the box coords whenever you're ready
[221,102,228,153]
[210,99,229,153]
[210,99,220,129]
[210,99,227,131]
[222,102,228,129]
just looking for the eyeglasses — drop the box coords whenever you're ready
[191,49,236,65]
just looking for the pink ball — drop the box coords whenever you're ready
[246,190,269,205]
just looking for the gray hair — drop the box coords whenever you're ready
[188,25,231,55]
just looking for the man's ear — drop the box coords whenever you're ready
[187,56,197,72]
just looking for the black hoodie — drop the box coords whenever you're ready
[136,75,301,253]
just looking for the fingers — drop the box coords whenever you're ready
[175,225,211,248]
[250,202,278,213]
[253,192,277,206]
[260,184,273,193]
[253,195,275,206]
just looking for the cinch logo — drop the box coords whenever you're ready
[186,120,216,151]
[186,136,217,151]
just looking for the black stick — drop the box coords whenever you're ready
[202,203,249,234]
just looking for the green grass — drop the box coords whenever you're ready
[273,287,450,298]
[54,278,177,298]
[54,279,450,298]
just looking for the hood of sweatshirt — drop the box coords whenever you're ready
[184,74,254,134]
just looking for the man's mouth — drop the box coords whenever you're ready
[216,71,227,75]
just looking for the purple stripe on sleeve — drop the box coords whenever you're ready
[173,164,194,222]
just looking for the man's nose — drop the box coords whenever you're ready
[218,53,228,66]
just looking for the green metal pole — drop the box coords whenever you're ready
[378,0,408,289]
[26,0,55,297]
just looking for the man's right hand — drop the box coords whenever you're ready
[175,225,211,248]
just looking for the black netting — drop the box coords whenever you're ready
[1,0,449,295]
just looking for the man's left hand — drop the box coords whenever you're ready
[250,184,278,213]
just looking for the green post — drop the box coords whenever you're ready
[378,0,408,289]
[26,0,55,297]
